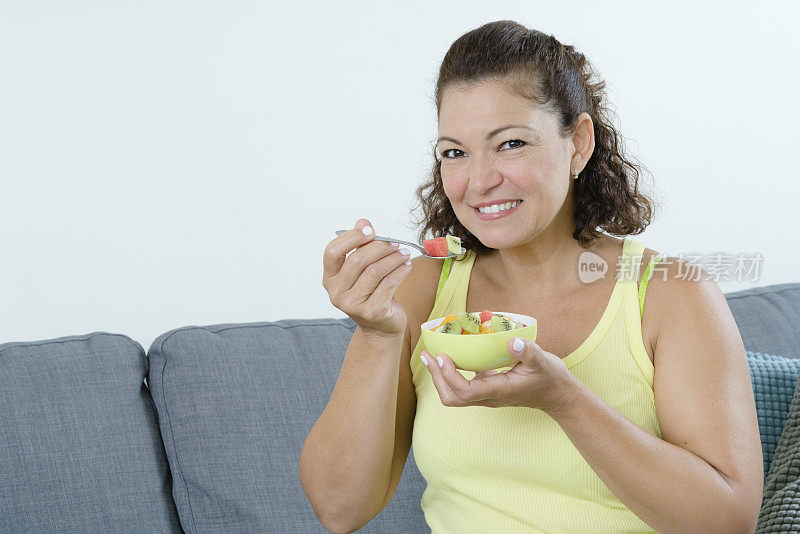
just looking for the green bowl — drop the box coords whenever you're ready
[420,312,538,372]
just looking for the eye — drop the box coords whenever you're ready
[501,139,526,150]
[441,148,464,159]
[440,139,526,160]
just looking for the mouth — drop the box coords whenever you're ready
[473,200,523,221]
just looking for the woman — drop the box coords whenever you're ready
[304,20,763,533]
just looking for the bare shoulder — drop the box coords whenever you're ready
[640,253,734,353]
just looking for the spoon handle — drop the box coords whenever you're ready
[333,230,458,258]
[334,229,426,253]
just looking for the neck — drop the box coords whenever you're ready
[483,234,590,297]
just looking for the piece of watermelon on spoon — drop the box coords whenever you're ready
[422,235,465,257]
[422,237,449,257]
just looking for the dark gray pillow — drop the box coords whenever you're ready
[757,375,800,532]
[749,351,800,477]
[0,332,183,533]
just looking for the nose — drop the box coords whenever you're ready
[468,154,503,192]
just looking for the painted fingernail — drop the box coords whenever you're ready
[362,226,373,237]
[436,356,444,367]
[513,338,525,352]
[420,354,428,366]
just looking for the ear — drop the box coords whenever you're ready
[571,111,595,172]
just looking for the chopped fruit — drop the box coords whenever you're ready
[434,315,461,334]
[456,312,481,334]
[445,235,465,255]
[431,311,531,335]
[422,234,466,257]
[491,315,515,332]
[422,237,449,257]
[479,309,492,323]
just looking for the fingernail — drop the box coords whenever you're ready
[420,354,428,366]
[436,356,444,367]
[399,248,410,256]
[513,338,525,352]
[362,226,373,237]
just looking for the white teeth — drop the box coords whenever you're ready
[477,200,520,214]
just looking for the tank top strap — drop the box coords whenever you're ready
[620,237,646,312]
[621,237,645,283]
[428,250,476,322]
[435,257,453,301]
[622,237,665,318]
[638,254,665,317]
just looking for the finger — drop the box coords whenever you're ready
[349,246,412,303]
[421,350,461,406]
[361,257,413,311]
[507,336,535,364]
[322,218,376,281]
[333,234,401,295]
[428,351,499,406]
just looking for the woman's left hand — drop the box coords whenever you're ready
[421,337,578,415]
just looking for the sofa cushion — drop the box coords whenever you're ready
[726,283,800,359]
[146,318,427,534]
[748,351,800,479]
[0,333,183,533]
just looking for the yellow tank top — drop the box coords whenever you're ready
[409,236,664,533]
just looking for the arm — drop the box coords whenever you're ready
[544,260,764,534]
[300,327,405,532]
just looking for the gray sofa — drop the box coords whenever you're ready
[1,282,799,533]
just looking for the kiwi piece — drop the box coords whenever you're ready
[435,317,462,334]
[490,315,515,332]
[445,235,464,255]
[455,312,481,334]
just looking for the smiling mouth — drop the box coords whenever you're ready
[473,200,524,220]
[473,200,523,213]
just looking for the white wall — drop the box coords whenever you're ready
[1,1,797,348]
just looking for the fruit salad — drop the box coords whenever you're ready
[422,234,465,257]
[432,309,528,335]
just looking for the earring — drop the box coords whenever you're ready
[572,157,582,180]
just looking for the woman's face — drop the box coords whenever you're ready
[436,80,575,249]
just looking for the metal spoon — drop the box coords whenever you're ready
[334,230,465,259]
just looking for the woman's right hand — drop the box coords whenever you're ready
[322,218,413,338]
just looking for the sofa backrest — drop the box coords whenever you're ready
[725,282,800,358]
[0,333,183,533]
[2,282,798,533]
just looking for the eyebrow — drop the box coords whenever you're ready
[436,125,537,146]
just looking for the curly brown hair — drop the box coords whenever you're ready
[409,20,659,257]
